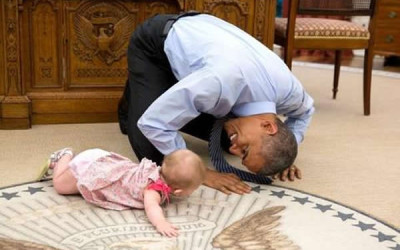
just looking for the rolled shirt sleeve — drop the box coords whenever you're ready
[277,75,315,144]
[137,67,227,155]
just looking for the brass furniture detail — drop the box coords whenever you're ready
[0,0,276,129]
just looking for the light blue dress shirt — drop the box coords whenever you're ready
[137,14,315,155]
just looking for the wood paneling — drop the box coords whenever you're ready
[0,0,276,129]
[2,0,21,97]
[65,1,138,89]
[0,0,30,129]
[193,0,276,47]
[30,1,62,89]
[0,118,31,129]
[0,96,31,129]
[199,0,255,32]
[33,113,118,125]
[0,1,4,96]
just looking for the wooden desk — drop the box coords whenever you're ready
[0,0,276,129]
[373,0,400,56]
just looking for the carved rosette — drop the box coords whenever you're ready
[204,0,249,13]
[4,0,20,95]
[187,0,196,10]
[255,0,266,41]
[203,0,249,31]
[144,1,180,19]
[32,0,56,8]
[177,0,185,10]
[72,1,136,66]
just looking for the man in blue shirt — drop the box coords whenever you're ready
[118,13,314,195]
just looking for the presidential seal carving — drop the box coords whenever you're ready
[0,181,399,249]
[72,1,136,65]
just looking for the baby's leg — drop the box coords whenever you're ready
[52,154,79,195]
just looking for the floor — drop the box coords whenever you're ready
[274,48,400,73]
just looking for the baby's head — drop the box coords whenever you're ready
[160,149,206,197]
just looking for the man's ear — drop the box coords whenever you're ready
[261,120,278,135]
[173,189,183,195]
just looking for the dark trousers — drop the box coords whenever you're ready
[118,14,216,165]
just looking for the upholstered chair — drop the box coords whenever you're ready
[275,0,379,115]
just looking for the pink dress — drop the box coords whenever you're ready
[68,149,171,210]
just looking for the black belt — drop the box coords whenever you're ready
[162,11,201,37]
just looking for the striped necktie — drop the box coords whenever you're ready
[208,116,272,184]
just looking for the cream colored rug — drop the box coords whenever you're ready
[0,63,399,249]
[0,180,399,249]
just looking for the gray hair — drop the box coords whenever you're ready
[257,118,298,176]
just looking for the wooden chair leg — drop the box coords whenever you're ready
[283,0,298,70]
[283,46,294,70]
[363,48,374,116]
[333,50,342,99]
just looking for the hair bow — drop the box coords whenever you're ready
[147,179,172,204]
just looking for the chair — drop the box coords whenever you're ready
[275,0,379,115]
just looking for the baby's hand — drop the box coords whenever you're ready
[156,221,179,237]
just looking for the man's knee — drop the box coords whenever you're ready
[118,82,129,135]
[127,132,163,164]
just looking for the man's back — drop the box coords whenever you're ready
[164,14,297,104]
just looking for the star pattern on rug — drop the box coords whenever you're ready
[334,212,355,221]
[251,186,266,193]
[247,186,400,247]
[22,186,45,195]
[389,244,400,250]
[371,232,396,242]
[353,221,376,231]
[292,196,313,205]
[313,204,333,213]
[0,182,398,249]
[269,190,290,198]
[0,192,20,200]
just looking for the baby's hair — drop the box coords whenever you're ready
[161,149,206,189]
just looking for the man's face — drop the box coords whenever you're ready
[223,117,268,173]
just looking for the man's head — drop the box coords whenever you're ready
[223,114,298,175]
[161,149,206,197]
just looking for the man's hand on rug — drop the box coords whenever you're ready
[156,221,179,237]
[272,164,302,182]
[203,169,251,195]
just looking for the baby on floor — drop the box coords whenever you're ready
[38,148,206,237]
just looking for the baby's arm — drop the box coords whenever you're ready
[143,189,179,237]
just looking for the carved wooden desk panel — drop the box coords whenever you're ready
[0,0,276,129]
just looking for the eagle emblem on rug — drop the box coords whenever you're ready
[212,206,300,250]
[72,2,135,65]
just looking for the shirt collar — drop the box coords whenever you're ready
[232,101,276,117]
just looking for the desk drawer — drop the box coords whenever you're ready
[374,27,400,54]
[379,0,400,6]
[377,5,400,23]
